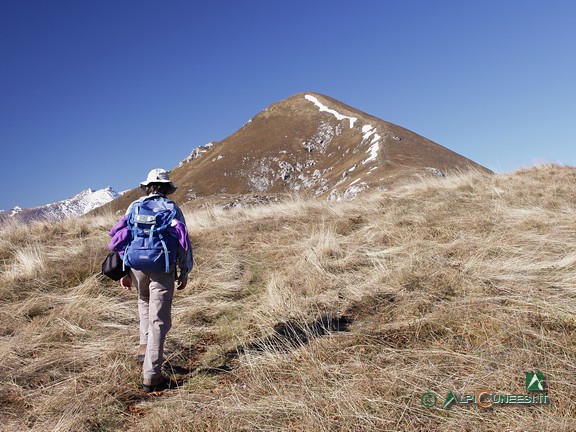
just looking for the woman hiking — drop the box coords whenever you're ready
[111,168,193,392]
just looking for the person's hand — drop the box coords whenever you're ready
[120,275,132,290]
[176,277,187,291]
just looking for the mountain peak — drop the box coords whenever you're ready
[102,92,490,213]
[1,187,120,225]
[76,188,95,197]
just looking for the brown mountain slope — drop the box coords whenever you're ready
[102,92,490,213]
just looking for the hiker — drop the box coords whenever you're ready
[115,168,193,392]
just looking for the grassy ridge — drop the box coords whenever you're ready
[1,164,575,431]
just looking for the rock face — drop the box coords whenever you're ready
[103,92,490,213]
[0,187,120,225]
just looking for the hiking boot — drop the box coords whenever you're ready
[142,376,174,393]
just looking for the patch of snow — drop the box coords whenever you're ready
[9,206,22,217]
[362,125,377,141]
[359,123,381,164]
[305,94,357,128]
[342,164,357,178]
[363,140,380,164]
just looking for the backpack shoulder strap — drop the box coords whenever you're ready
[126,200,142,228]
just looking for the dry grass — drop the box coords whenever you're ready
[1,164,575,431]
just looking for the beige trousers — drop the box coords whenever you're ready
[130,269,175,385]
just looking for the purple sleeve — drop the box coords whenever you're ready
[169,220,193,279]
[168,221,190,251]
[108,228,131,252]
[108,216,128,237]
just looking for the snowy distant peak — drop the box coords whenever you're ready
[75,188,94,197]
[67,186,121,215]
[9,206,22,217]
[2,186,121,225]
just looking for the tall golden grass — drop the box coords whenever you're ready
[1,164,575,431]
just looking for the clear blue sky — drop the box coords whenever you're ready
[2,0,575,210]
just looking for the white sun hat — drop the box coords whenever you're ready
[140,168,177,194]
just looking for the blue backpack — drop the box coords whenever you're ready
[123,197,178,273]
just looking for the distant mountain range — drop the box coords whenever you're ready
[0,187,120,225]
[102,92,490,213]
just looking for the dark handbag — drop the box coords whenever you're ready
[101,251,129,281]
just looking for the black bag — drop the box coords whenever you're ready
[101,251,129,281]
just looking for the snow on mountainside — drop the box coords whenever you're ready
[57,187,122,217]
[0,187,121,225]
